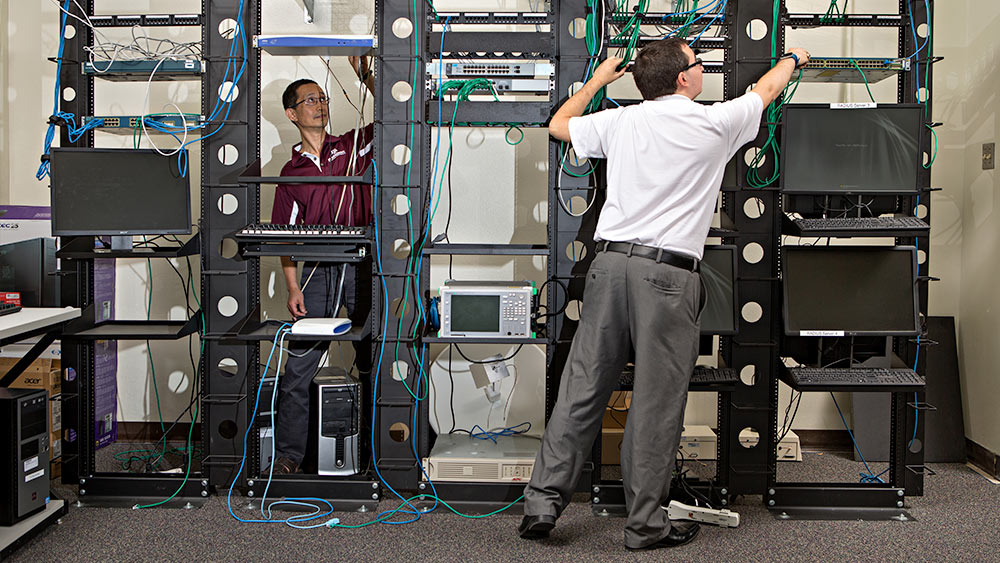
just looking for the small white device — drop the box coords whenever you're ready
[290,317,352,336]
[439,281,536,339]
[666,500,740,528]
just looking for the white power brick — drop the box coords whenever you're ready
[665,500,740,528]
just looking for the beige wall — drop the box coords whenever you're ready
[938,1,1000,454]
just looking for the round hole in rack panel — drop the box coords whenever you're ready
[563,146,589,170]
[390,297,410,319]
[64,24,76,40]
[916,23,928,38]
[568,195,589,215]
[391,194,411,215]
[391,238,411,260]
[743,197,766,219]
[741,301,763,324]
[389,422,410,442]
[217,295,239,318]
[916,203,928,219]
[745,146,765,168]
[392,18,413,39]
[917,87,929,103]
[917,249,927,264]
[923,151,930,166]
[63,87,76,102]
[218,357,238,377]
[217,193,238,215]
[742,242,764,264]
[746,19,768,41]
[218,81,240,103]
[566,240,588,262]
[219,18,238,40]
[391,81,412,103]
[217,144,239,166]
[219,237,239,259]
[391,144,411,166]
[168,370,190,394]
[740,365,756,386]
[391,360,409,382]
[908,437,923,453]
[739,427,759,448]
[568,18,587,39]
[568,81,584,97]
[565,299,583,322]
[218,419,238,440]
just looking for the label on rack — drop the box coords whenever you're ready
[830,103,876,110]
[800,330,845,337]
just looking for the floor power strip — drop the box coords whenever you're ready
[665,500,741,528]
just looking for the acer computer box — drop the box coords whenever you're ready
[309,369,360,476]
[0,388,50,526]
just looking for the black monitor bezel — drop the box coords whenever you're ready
[49,147,192,237]
[781,245,921,337]
[701,244,739,336]
[779,103,924,196]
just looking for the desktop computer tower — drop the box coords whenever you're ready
[0,238,60,307]
[0,388,50,525]
[310,369,360,476]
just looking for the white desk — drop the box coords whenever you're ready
[0,307,81,346]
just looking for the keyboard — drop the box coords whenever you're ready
[619,366,738,390]
[788,216,929,237]
[782,366,925,392]
[236,224,368,239]
[0,303,21,317]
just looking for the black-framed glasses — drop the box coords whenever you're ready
[291,95,330,108]
[682,57,704,72]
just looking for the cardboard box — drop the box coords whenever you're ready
[739,429,802,462]
[603,391,631,429]
[602,426,719,465]
[50,458,61,481]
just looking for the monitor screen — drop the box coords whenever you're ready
[451,294,500,333]
[49,148,192,236]
[782,246,920,336]
[700,245,737,335]
[781,105,922,194]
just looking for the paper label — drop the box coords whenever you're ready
[24,456,38,472]
[800,330,845,337]
[26,469,45,482]
[830,103,876,109]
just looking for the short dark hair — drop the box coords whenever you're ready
[282,79,319,109]
[632,38,691,100]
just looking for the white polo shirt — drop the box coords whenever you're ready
[568,92,763,260]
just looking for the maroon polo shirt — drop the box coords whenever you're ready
[271,123,375,226]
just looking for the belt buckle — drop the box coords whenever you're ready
[626,243,635,257]
[655,248,664,263]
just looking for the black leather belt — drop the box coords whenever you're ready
[598,241,699,272]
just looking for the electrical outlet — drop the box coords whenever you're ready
[984,143,995,170]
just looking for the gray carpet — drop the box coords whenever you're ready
[10,452,999,562]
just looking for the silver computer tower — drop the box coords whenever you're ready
[311,369,360,476]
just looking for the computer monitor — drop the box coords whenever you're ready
[780,104,923,195]
[700,245,737,335]
[49,148,192,246]
[0,238,59,307]
[782,246,920,337]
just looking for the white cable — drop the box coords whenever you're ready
[556,146,597,217]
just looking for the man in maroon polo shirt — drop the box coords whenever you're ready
[268,56,375,474]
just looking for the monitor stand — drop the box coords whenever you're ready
[110,236,133,251]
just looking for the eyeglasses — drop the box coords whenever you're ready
[291,95,330,108]
[682,57,704,72]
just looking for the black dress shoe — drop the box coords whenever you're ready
[626,521,700,551]
[518,514,556,539]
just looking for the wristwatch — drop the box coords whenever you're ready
[781,52,803,68]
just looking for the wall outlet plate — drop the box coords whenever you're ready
[984,143,995,170]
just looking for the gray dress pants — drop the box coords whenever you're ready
[523,249,703,549]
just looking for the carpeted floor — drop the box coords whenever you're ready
[10,452,999,562]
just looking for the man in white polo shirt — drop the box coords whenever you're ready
[518,38,809,550]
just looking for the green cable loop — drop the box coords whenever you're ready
[849,58,875,103]
[505,125,524,145]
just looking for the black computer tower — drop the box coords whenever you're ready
[0,388,50,526]
[0,237,60,307]
[309,369,360,476]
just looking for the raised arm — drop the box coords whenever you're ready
[549,57,627,142]
[750,47,810,107]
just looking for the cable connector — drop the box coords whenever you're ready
[325,517,341,527]
[47,114,69,127]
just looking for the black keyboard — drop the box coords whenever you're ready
[789,216,929,236]
[0,303,21,317]
[619,366,738,390]
[236,224,369,239]
[783,366,925,392]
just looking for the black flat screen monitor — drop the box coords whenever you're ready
[49,148,191,237]
[700,245,737,335]
[781,104,922,195]
[782,246,920,337]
